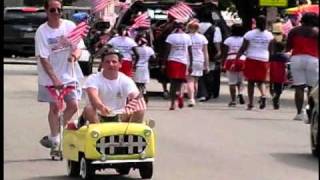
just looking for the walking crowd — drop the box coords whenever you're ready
[35,0,318,150]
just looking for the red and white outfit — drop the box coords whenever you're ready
[243,29,274,81]
[189,32,208,77]
[165,32,192,80]
[223,36,246,85]
[287,26,318,87]
[133,45,155,83]
[108,36,138,77]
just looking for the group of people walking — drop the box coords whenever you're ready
[35,0,318,151]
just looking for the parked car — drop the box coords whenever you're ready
[4,7,47,57]
[306,84,319,157]
[63,119,156,179]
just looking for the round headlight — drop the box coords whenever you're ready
[91,130,100,138]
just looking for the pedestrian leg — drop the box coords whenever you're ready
[247,81,255,110]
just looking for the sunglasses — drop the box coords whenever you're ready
[49,7,62,13]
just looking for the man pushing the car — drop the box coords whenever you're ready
[36,0,85,149]
[81,49,145,124]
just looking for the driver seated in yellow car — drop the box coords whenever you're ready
[80,49,145,124]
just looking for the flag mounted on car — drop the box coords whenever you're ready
[167,2,195,22]
[125,96,147,114]
[67,21,90,49]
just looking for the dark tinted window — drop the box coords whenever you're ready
[4,9,47,25]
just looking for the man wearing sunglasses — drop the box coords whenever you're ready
[35,0,85,150]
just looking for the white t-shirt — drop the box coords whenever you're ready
[83,72,139,110]
[189,32,208,63]
[166,32,192,64]
[198,22,222,43]
[107,36,138,61]
[35,19,85,86]
[243,29,274,62]
[133,45,155,83]
[223,36,246,60]
[135,45,155,67]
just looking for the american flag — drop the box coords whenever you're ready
[91,0,112,13]
[130,12,151,29]
[125,96,147,114]
[282,20,293,36]
[67,21,90,48]
[167,2,194,22]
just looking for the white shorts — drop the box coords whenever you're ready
[290,55,319,87]
[38,82,82,103]
[134,66,150,83]
[227,71,244,85]
[190,61,204,77]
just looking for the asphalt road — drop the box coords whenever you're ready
[4,61,318,180]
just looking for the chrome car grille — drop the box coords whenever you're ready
[96,135,147,155]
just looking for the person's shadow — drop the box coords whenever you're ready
[25,175,142,180]
[270,152,318,172]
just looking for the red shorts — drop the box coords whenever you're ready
[120,59,133,77]
[224,59,245,72]
[166,60,187,80]
[244,58,269,82]
[269,61,287,83]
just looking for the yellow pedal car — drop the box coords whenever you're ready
[62,118,156,179]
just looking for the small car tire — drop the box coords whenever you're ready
[67,160,80,177]
[139,162,153,179]
[116,166,131,175]
[79,156,94,179]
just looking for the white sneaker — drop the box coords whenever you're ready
[188,99,195,107]
[293,113,307,121]
[197,97,206,102]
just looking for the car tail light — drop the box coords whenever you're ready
[21,7,39,13]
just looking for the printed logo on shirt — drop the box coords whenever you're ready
[47,35,70,53]
[116,91,122,99]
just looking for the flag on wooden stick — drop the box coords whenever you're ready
[168,2,194,22]
[67,21,90,48]
[91,0,112,13]
[125,96,147,114]
[130,12,151,29]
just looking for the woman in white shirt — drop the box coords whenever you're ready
[107,25,138,77]
[222,23,246,107]
[133,34,156,103]
[163,21,193,110]
[237,15,274,110]
[186,19,209,107]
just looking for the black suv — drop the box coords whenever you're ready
[4,7,47,57]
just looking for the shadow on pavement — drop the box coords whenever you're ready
[24,174,141,180]
[4,158,52,164]
[270,152,318,172]
[236,117,289,121]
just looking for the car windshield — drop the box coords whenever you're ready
[4,10,47,25]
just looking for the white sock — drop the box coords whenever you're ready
[50,134,60,144]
